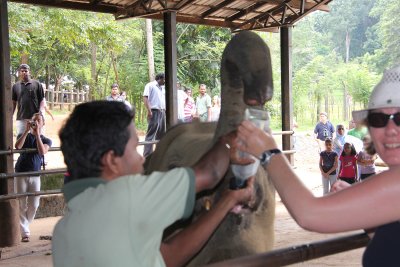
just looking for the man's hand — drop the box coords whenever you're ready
[147,110,153,119]
[226,177,256,214]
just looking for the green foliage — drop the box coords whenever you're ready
[6,1,393,131]
[41,173,64,190]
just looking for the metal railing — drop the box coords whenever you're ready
[206,232,370,267]
[0,129,370,266]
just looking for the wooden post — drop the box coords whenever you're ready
[280,26,294,165]
[0,0,20,247]
[163,11,178,129]
[60,90,64,110]
[69,90,73,111]
[49,88,54,109]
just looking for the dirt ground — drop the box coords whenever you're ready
[3,112,378,266]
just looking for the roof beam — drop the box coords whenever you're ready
[227,0,328,22]
[90,0,102,5]
[201,0,232,18]
[174,0,197,10]
[289,0,331,24]
[226,2,269,22]
[9,0,118,13]
[234,3,285,30]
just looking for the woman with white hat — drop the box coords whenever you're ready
[234,65,400,266]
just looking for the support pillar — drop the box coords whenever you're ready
[280,26,294,165]
[0,0,20,247]
[163,11,178,129]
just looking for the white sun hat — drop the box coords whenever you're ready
[352,65,400,123]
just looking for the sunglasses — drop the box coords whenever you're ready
[367,112,400,128]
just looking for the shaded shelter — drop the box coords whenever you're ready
[1,0,333,247]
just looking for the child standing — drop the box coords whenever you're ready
[357,135,377,181]
[338,142,358,184]
[319,138,338,195]
[14,112,52,242]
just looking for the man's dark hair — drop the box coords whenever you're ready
[18,64,30,70]
[155,73,165,81]
[111,83,119,89]
[60,101,134,180]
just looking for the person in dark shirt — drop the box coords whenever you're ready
[319,138,338,195]
[14,112,52,242]
[12,64,45,135]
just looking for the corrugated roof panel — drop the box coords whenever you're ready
[12,0,333,31]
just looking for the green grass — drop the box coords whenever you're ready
[41,173,64,190]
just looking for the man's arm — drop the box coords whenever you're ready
[192,138,230,192]
[12,101,17,115]
[160,178,254,267]
[143,96,152,119]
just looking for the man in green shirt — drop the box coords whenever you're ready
[348,120,368,140]
[52,101,254,267]
[196,84,212,122]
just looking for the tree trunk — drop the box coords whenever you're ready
[90,42,97,100]
[342,80,348,121]
[316,94,322,123]
[345,30,351,63]
[146,19,155,82]
[104,56,112,99]
[111,51,119,85]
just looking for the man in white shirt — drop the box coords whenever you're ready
[143,73,166,157]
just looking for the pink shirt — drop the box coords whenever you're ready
[339,155,357,179]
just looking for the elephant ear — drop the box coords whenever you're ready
[144,122,216,174]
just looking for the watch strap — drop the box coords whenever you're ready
[260,149,282,166]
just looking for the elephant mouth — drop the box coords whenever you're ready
[244,98,264,107]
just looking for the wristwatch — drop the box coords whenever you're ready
[260,149,282,166]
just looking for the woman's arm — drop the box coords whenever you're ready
[15,121,30,149]
[236,120,400,233]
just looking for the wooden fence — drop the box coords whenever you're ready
[44,88,89,111]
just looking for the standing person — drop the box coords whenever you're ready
[14,112,52,242]
[333,124,346,155]
[338,142,358,185]
[234,64,400,266]
[52,101,254,267]
[40,98,54,121]
[348,120,368,140]
[12,64,45,135]
[357,135,377,181]
[105,83,123,102]
[195,84,212,122]
[183,87,196,123]
[210,95,221,122]
[333,124,346,172]
[313,112,335,152]
[120,91,132,110]
[177,81,188,123]
[319,138,338,195]
[143,73,166,157]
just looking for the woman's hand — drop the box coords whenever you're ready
[235,120,278,158]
